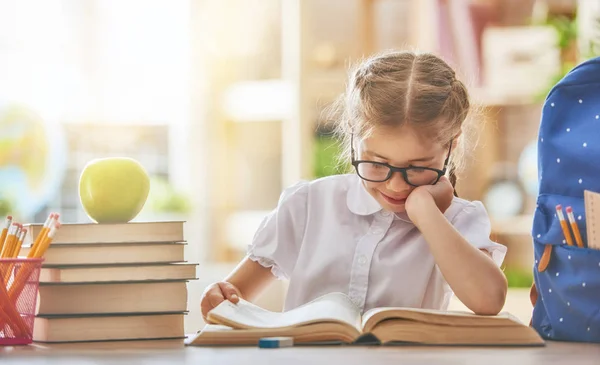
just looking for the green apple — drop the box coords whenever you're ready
[78,157,150,223]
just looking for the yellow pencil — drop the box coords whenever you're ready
[3,218,60,338]
[0,216,12,253]
[10,228,27,259]
[28,213,54,258]
[566,206,585,248]
[556,205,575,246]
[0,223,18,258]
[1,223,19,284]
[11,224,22,258]
[8,221,60,300]
[34,222,60,258]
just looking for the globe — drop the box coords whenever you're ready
[518,140,539,198]
[0,102,67,220]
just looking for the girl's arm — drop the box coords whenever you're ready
[200,257,275,321]
[407,179,508,315]
[202,180,308,320]
[225,256,276,301]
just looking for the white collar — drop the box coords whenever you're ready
[346,174,382,216]
[345,174,412,222]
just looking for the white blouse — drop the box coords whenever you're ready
[248,173,507,313]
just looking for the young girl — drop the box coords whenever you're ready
[200,51,508,321]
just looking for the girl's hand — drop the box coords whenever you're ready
[200,282,242,323]
[406,176,454,221]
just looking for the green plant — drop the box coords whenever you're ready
[535,15,579,101]
[313,134,350,178]
[582,15,600,58]
[0,197,11,217]
[547,15,578,50]
[537,14,600,101]
[146,176,191,214]
[504,267,534,288]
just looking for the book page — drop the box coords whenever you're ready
[185,324,233,345]
[361,306,523,333]
[208,292,362,331]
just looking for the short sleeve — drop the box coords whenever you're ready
[247,180,309,280]
[452,201,507,267]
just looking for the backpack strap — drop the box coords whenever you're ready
[528,244,553,325]
[537,244,553,272]
[529,281,537,326]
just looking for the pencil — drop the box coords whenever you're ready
[0,223,14,257]
[0,281,29,337]
[556,205,575,246]
[566,206,585,248]
[3,219,60,337]
[27,213,54,258]
[10,228,27,258]
[7,221,60,297]
[1,223,19,284]
[11,224,22,258]
[0,216,12,253]
[0,223,18,258]
[34,221,60,258]
[14,224,22,254]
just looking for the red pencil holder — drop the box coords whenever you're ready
[0,258,43,346]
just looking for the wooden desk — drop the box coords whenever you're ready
[1,339,599,365]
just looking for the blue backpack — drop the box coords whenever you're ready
[530,56,600,343]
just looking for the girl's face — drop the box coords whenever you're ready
[356,125,450,213]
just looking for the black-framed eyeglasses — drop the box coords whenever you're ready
[350,134,452,187]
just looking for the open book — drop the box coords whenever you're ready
[187,292,544,346]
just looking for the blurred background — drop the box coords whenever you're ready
[1,0,599,331]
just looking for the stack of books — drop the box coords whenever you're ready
[18,220,197,344]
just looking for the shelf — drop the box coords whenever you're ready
[222,79,291,122]
[221,75,546,125]
[470,87,540,107]
[221,81,542,125]
[222,69,346,123]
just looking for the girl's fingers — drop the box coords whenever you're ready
[218,282,241,303]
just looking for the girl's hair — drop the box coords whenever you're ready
[328,50,476,194]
